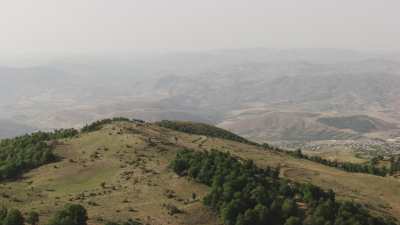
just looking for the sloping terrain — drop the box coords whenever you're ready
[219,111,359,142]
[1,121,400,224]
[0,122,218,225]
[317,115,398,133]
[219,110,400,146]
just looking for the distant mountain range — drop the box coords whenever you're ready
[0,119,36,139]
[1,48,400,143]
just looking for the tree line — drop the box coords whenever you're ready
[259,144,397,177]
[81,117,132,133]
[156,120,257,145]
[0,204,141,225]
[170,149,396,225]
[287,149,389,176]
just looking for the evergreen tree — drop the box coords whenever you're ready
[284,216,302,225]
[26,211,39,225]
[3,209,24,225]
[48,204,88,225]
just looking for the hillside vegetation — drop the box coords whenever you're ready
[171,149,394,225]
[156,120,255,144]
[0,120,399,225]
[0,129,78,180]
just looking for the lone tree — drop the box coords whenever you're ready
[48,204,88,225]
[0,206,8,222]
[3,209,24,225]
[26,211,39,225]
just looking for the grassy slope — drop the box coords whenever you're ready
[1,121,400,224]
[167,127,400,221]
[0,122,217,225]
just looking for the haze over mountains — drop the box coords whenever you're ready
[1,48,400,146]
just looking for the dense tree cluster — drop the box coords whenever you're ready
[0,129,77,181]
[171,149,396,225]
[0,204,87,225]
[289,149,389,176]
[0,207,25,225]
[156,120,256,145]
[81,117,131,133]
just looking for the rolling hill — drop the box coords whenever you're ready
[219,112,399,143]
[1,120,400,225]
[317,115,398,133]
[218,111,359,143]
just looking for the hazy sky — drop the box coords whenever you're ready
[1,0,400,57]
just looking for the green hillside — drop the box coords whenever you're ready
[0,120,399,225]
